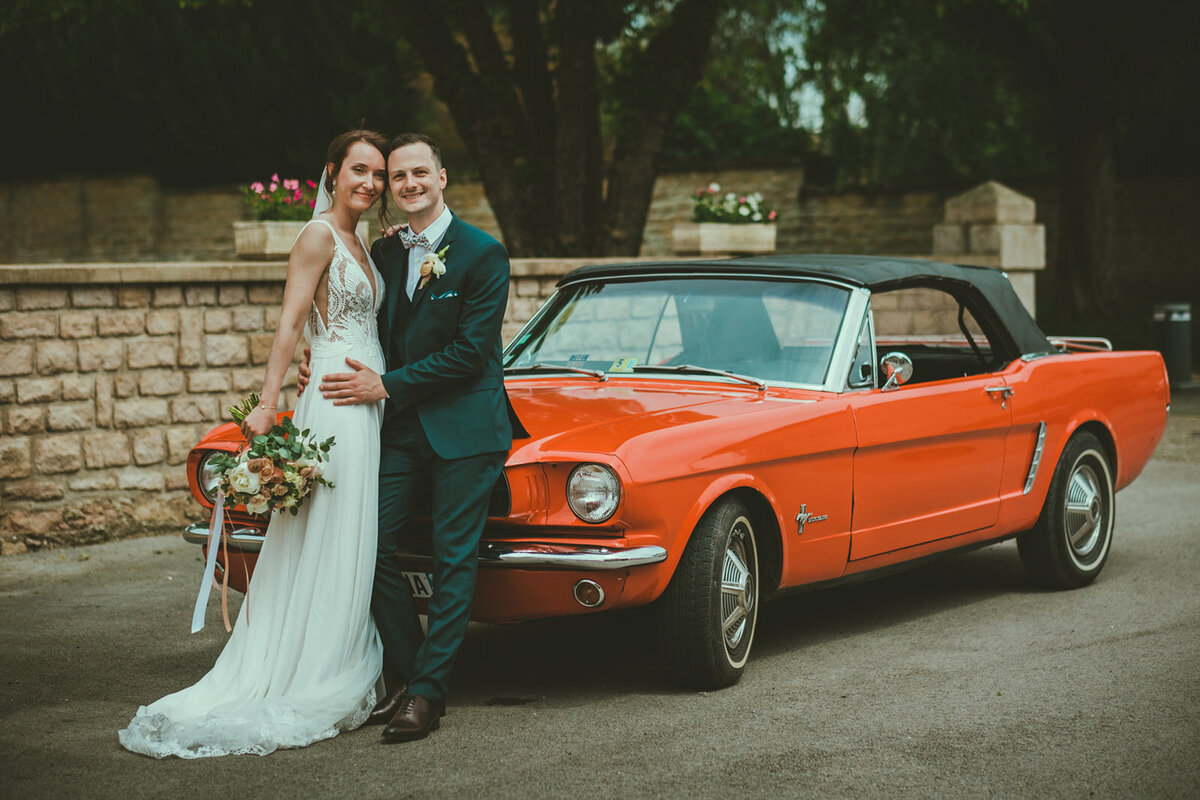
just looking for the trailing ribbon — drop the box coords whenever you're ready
[220,521,233,633]
[190,491,225,633]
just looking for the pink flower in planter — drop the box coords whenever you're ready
[283,179,299,191]
[768,210,777,221]
[250,181,265,194]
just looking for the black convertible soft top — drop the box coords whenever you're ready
[560,254,1053,359]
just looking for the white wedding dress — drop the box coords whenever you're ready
[120,219,386,758]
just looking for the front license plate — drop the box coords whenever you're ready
[401,571,435,598]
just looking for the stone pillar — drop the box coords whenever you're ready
[932,181,1044,315]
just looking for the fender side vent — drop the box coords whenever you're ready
[1023,422,1047,495]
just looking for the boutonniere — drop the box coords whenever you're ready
[418,245,450,290]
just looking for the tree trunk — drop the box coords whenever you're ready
[601,0,723,256]
[392,0,559,257]
[1051,0,1120,320]
[391,1,723,258]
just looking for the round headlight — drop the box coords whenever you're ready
[566,463,621,523]
[197,452,222,502]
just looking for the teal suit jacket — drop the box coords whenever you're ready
[372,213,514,459]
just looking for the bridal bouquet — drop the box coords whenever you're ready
[209,405,336,516]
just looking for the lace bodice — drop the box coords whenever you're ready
[304,219,384,354]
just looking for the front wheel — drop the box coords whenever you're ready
[1018,431,1115,589]
[658,497,760,689]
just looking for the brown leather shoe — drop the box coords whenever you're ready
[381,694,442,742]
[364,683,408,726]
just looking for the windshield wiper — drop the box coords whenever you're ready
[631,364,766,391]
[504,363,608,381]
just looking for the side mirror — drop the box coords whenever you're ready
[880,351,913,390]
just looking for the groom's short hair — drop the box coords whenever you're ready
[388,133,442,169]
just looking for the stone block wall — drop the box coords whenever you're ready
[0,258,619,555]
[0,277,305,554]
[0,169,944,264]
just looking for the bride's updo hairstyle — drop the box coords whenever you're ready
[323,129,388,225]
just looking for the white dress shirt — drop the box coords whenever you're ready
[406,205,453,300]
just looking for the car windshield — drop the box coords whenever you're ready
[504,277,851,387]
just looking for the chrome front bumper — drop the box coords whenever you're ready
[474,543,667,570]
[182,523,667,570]
[184,523,266,552]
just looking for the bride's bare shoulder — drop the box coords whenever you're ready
[290,220,336,266]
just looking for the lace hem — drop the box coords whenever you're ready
[118,687,376,759]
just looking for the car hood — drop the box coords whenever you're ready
[195,411,295,450]
[505,378,829,462]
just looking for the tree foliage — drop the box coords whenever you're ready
[799,0,1200,321]
[662,2,811,167]
[799,0,1057,190]
[0,0,432,185]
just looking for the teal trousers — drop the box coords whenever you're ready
[373,409,506,704]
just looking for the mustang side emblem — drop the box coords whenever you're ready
[795,504,829,535]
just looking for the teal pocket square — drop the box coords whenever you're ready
[432,290,459,300]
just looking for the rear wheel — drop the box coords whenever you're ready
[1018,431,1115,589]
[658,497,759,689]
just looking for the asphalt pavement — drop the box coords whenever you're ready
[2,397,1198,799]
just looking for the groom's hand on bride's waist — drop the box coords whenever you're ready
[320,357,388,405]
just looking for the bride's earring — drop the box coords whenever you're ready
[331,180,336,196]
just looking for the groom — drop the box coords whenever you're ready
[317,132,514,742]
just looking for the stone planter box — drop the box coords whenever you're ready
[234,220,372,259]
[672,222,777,256]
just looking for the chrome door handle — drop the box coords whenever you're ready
[985,385,1014,408]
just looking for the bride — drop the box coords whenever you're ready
[119,130,390,758]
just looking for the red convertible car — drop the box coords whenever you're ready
[185,256,1169,689]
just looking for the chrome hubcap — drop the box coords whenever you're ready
[1065,463,1104,558]
[720,518,755,651]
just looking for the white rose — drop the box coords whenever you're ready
[282,495,298,508]
[245,493,270,514]
[227,463,260,495]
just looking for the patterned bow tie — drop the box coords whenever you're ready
[398,228,433,250]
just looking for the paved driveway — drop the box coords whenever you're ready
[2,413,1198,799]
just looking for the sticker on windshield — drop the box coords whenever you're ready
[568,354,590,367]
[609,357,638,373]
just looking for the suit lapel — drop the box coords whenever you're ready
[410,215,461,317]
[382,237,411,342]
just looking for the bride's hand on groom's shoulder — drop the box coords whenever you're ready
[381,223,408,239]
